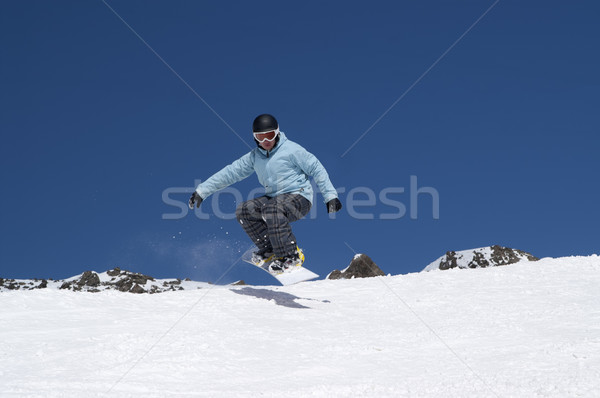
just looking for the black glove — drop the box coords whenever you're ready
[326,198,342,213]
[188,192,203,209]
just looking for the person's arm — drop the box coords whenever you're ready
[195,151,255,199]
[292,148,339,204]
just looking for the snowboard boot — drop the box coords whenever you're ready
[250,249,275,266]
[269,247,305,273]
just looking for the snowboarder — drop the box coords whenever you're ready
[189,114,342,272]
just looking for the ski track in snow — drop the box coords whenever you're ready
[1,255,599,397]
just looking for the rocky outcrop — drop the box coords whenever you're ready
[77,271,100,287]
[1,268,212,293]
[328,254,385,280]
[423,245,539,272]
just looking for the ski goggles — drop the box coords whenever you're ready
[253,128,279,143]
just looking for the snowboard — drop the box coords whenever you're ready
[241,246,319,285]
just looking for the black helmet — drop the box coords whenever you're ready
[252,114,278,133]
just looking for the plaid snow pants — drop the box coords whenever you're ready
[236,193,311,258]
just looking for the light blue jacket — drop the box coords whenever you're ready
[195,132,338,204]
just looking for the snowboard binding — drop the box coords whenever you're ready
[269,247,305,274]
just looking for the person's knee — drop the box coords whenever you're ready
[261,202,275,219]
[236,201,249,221]
[262,202,288,225]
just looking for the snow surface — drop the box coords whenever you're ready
[1,255,600,397]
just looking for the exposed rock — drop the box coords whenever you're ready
[232,280,246,286]
[128,273,154,285]
[423,245,539,272]
[107,268,121,277]
[37,280,48,289]
[490,245,538,264]
[149,285,161,294]
[328,254,385,280]
[116,280,133,292]
[130,284,146,294]
[77,271,100,287]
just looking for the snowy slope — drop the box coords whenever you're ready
[1,255,599,397]
[422,245,538,271]
[0,268,212,293]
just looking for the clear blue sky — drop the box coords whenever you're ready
[1,1,598,285]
